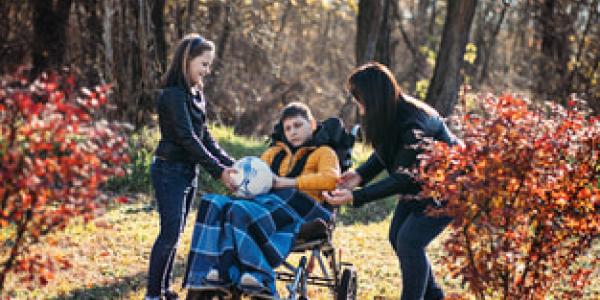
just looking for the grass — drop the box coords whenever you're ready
[3,199,457,299]
[3,124,599,299]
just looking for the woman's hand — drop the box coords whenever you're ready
[337,171,362,190]
[322,189,353,206]
[220,167,238,191]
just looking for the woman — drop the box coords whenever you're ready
[146,33,238,300]
[323,62,461,300]
[185,102,340,299]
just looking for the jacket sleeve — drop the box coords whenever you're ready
[201,125,234,167]
[351,129,421,207]
[161,89,227,178]
[436,117,463,147]
[355,153,385,186]
[351,171,420,207]
[296,147,340,191]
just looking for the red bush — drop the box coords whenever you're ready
[0,71,130,291]
[418,95,599,299]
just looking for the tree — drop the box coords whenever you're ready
[31,0,73,78]
[0,71,130,291]
[152,0,168,72]
[425,0,478,117]
[564,0,599,113]
[374,0,393,67]
[340,0,387,126]
[467,0,508,87]
[355,0,385,65]
[418,95,599,299]
[535,0,574,103]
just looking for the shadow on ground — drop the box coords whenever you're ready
[49,262,186,300]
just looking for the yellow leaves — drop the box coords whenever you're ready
[347,0,359,13]
[434,169,446,182]
[552,191,569,207]
[492,196,503,209]
[448,184,458,193]
[420,45,437,66]
[416,79,430,100]
[463,43,478,64]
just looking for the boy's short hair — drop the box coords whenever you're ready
[280,102,315,124]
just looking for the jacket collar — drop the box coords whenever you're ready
[274,141,317,157]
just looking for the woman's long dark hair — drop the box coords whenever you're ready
[347,62,438,161]
[162,33,215,90]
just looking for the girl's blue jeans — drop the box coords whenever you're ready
[146,158,198,297]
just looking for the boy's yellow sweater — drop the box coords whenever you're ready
[261,141,340,202]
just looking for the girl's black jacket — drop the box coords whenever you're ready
[154,86,233,178]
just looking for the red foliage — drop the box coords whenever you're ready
[418,95,599,299]
[0,71,129,291]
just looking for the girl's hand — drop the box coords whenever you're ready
[337,171,362,190]
[220,167,238,191]
[322,189,353,206]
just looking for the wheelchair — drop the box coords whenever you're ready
[185,216,357,300]
[186,120,360,300]
[275,214,357,300]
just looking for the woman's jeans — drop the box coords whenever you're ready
[146,158,198,297]
[389,200,452,300]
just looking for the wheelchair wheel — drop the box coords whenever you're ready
[336,267,357,300]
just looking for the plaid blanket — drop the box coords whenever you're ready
[184,188,332,295]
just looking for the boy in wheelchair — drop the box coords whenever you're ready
[184,102,355,299]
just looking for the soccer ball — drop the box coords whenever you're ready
[231,156,274,198]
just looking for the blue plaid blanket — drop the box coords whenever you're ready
[184,188,332,295]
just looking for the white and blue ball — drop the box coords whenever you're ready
[231,156,274,198]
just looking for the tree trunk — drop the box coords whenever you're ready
[425,0,478,117]
[355,0,385,65]
[273,0,293,53]
[204,2,233,121]
[428,0,437,36]
[467,2,487,81]
[102,0,114,82]
[409,0,431,93]
[175,1,185,38]
[207,0,224,32]
[151,0,167,73]
[342,0,385,127]
[31,0,73,77]
[318,10,333,65]
[185,0,196,34]
[536,0,573,102]
[477,5,507,86]
[375,0,393,67]
[82,0,103,84]
[568,0,598,112]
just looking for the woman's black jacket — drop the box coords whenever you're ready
[154,86,233,178]
[351,102,460,208]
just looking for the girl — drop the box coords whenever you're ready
[324,62,461,300]
[146,33,237,300]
